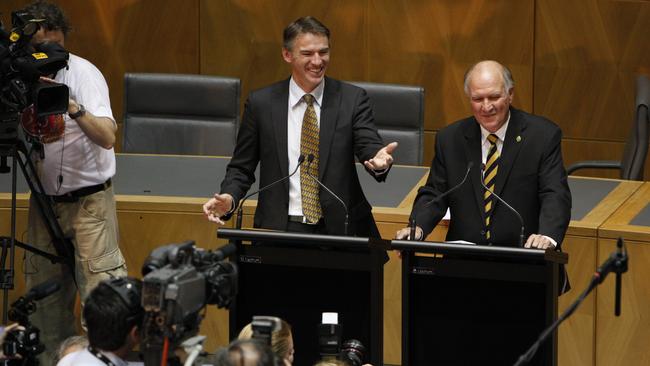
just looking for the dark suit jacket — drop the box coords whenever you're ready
[412,107,572,248]
[220,77,387,237]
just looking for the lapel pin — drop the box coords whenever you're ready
[516,135,522,143]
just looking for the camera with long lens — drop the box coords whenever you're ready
[1,10,69,143]
[140,240,238,366]
[318,312,367,366]
[2,279,59,365]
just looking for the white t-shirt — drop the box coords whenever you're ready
[39,53,116,195]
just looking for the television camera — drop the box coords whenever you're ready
[1,9,69,143]
[140,240,238,366]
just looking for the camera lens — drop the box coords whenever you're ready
[339,339,366,366]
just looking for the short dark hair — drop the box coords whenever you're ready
[83,277,143,351]
[214,339,279,366]
[23,0,71,36]
[283,16,330,51]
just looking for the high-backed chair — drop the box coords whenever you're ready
[348,81,425,165]
[567,75,650,180]
[123,73,240,156]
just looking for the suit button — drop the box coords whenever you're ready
[480,230,486,235]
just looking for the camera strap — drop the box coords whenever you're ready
[88,346,119,366]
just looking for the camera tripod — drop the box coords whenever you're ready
[0,112,74,324]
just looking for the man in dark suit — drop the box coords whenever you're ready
[397,60,571,250]
[203,16,397,237]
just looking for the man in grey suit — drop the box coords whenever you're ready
[204,16,397,237]
[397,60,571,250]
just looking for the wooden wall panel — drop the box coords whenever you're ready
[367,0,535,131]
[535,0,650,177]
[200,0,369,109]
[2,0,200,151]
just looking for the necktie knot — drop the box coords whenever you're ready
[303,94,315,106]
[487,133,499,145]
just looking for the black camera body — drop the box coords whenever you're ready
[2,326,43,360]
[140,241,238,366]
[1,10,69,142]
[318,313,367,366]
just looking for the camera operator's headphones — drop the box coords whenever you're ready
[104,277,144,327]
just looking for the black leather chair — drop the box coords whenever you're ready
[123,73,240,156]
[348,81,425,165]
[567,75,650,180]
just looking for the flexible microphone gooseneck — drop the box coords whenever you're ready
[235,155,305,229]
[479,163,525,247]
[305,154,349,236]
[409,162,474,240]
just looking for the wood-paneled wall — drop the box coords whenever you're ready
[2,0,648,171]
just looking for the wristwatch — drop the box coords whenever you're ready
[69,104,86,119]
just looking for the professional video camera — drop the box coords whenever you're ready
[318,312,367,366]
[0,10,69,142]
[140,240,238,366]
[2,279,59,366]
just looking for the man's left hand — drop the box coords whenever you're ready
[364,141,398,171]
[524,234,555,249]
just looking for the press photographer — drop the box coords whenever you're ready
[140,240,238,366]
[238,316,294,366]
[55,277,143,366]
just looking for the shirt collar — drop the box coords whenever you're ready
[480,111,510,144]
[289,77,325,108]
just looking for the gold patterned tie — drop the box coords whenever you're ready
[300,94,322,223]
[483,134,500,240]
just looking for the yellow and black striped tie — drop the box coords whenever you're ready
[483,134,500,240]
[300,94,322,223]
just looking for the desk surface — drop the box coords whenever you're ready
[600,182,650,240]
[1,155,644,231]
[113,154,428,208]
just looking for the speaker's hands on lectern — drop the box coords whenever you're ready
[203,193,234,225]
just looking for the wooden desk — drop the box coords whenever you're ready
[558,177,643,366]
[597,182,650,366]
[1,159,643,364]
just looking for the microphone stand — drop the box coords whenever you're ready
[479,164,525,247]
[409,162,473,241]
[305,154,349,235]
[513,237,628,366]
[234,155,305,230]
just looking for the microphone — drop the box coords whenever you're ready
[409,162,473,241]
[210,243,237,261]
[235,155,305,229]
[479,163,525,247]
[424,161,474,207]
[305,154,349,236]
[23,279,60,302]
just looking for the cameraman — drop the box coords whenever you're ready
[21,1,127,363]
[56,277,143,366]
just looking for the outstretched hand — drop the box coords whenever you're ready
[202,193,234,225]
[364,142,398,171]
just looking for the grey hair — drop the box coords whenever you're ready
[54,335,88,364]
[463,61,515,96]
